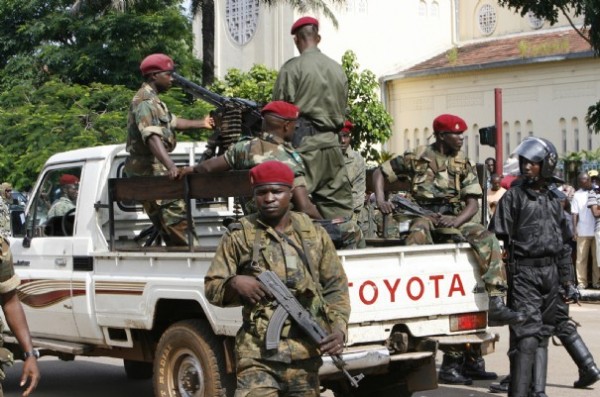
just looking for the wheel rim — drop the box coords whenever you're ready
[171,348,204,397]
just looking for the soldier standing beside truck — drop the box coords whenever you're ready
[205,161,350,397]
[372,113,524,385]
[124,53,213,246]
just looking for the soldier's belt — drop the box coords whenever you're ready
[516,257,555,267]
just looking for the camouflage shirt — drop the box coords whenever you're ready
[48,196,76,218]
[125,83,179,176]
[343,148,366,213]
[205,212,350,363]
[224,132,308,188]
[380,144,482,207]
[0,198,10,239]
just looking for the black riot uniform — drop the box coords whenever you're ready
[491,137,575,397]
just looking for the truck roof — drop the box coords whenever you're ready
[45,141,208,166]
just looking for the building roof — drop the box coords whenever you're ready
[393,28,594,80]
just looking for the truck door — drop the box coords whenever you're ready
[10,166,83,340]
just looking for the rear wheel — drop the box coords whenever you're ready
[153,319,235,397]
[124,359,153,380]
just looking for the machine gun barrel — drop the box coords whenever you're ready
[257,270,364,388]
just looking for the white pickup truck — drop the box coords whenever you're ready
[3,142,496,397]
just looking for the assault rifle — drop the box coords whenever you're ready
[257,271,365,388]
[390,195,438,217]
[171,73,263,137]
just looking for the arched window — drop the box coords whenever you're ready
[514,121,521,145]
[526,120,533,137]
[419,0,427,17]
[560,118,567,152]
[572,117,579,152]
[431,1,439,17]
[478,4,497,36]
[503,121,510,155]
[226,0,260,45]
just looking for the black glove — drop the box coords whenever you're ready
[561,283,581,304]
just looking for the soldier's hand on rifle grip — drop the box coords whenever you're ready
[319,329,345,355]
[377,199,395,215]
[228,275,271,305]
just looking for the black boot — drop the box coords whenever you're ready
[489,374,510,393]
[510,337,537,397]
[463,346,498,380]
[488,296,526,327]
[439,353,473,385]
[561,332,600,388]
[531,339,549,397]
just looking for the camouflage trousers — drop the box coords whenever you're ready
[408,217,507,295]
[235,357,322,397]
[125,157,197,247]
[314,217,362,250]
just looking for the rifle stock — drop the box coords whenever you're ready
[257,270,364,388]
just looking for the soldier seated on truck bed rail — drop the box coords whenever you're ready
[372,113,525,385]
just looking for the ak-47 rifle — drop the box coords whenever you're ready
[389,195,438,217]
[257,271,365,388]
[171,73,262,162]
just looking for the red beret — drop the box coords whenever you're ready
[59,174,79,186]
[249,161,294,188]
[433,114,468,133]
[340,120,353,133]
[140,53,175,76]
[261,101,300,120]
[291,16,319,34]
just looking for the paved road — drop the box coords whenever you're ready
[3,302,600,397]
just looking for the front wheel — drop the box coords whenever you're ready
[153,319,235,397]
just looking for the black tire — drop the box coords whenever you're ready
[124,359,153,380]
[153,319,235,397]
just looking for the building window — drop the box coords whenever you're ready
[226,0,260,46]
[478,4,497,36]
[419,0,427,17]
[572,117,579,152]
[560,118,567,152]
[357,0,368,14]
[526,11,544,30]
[431,1,439,17]
[515,121,521,146]
[473,124,479,161]
[588,126,593,150]
[526,120,533,137]
[503,122,510,155]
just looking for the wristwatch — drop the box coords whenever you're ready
[23,349,40,360]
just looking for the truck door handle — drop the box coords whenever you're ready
[55,258,67,267]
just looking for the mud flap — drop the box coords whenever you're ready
[406,355,438,392]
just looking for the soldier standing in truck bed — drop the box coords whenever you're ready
[272,16,353,223]
[372,113,525,385]
[124,53,213,246]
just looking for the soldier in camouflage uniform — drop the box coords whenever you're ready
[0,184,11,237]
[124,53,213,246]
[47,174,78,219]
[339,121,366,247]
[179,101,360,249]
[0,224,40,395]
[205,161,350,397]
[373,114,524,385]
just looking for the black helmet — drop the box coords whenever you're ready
[514,137,558,179]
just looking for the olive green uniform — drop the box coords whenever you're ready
[205,212,350,397]
[0,237,19,388]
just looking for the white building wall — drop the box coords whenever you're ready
[386,57,600,162]
[195,0,455,79]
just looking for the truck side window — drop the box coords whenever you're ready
[26,167,82,237]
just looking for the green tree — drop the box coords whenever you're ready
[0,0,200,91]
[342,51,393,163]
[497,1,600,132]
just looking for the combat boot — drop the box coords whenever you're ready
[561,332,600,388]
[488,374,509,393]
[510,337,537,397]
[462,347,497,380]
[531,339,549,397]
[438,353,473,385]
[488,296,526,327]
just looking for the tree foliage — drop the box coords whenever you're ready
[497,1,600,132]
[342,51,393,163]
[0,0,200,91]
